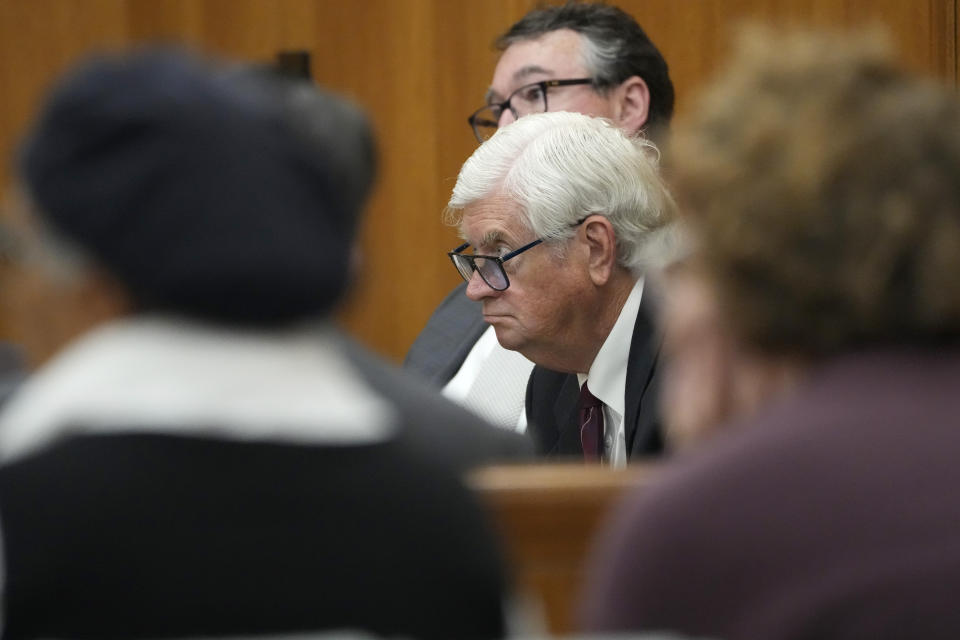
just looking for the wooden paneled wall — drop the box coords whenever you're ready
[0,0,955,360]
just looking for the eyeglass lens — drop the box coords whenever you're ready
[510,84,546,115]
[472,83,547,142]
[452,254,509,290]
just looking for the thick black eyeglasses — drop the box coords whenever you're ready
[447,238,543,291]
[467,78,595,143]
[447,217,590,291]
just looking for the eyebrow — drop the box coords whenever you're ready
[484,65,554,105]
[477,229,507,252]
[513,64,552,83]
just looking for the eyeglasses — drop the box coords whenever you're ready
[448,217,590,291]
[467,78,595,143]
[447,238,543,291]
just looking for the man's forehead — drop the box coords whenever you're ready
[461,195,526,242]
[485,64,550,103]
[463,194,520,221]
[489,29,588,98]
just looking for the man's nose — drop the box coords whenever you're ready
[465,269,498,301]
[498,109,517,128]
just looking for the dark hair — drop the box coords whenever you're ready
[495,2,674,135]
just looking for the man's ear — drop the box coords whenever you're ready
[580,215,619,286]
[614,75,651,137]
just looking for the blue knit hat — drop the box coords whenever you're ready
[18,49,374,326]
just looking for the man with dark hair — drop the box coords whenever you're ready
[583,27,960,639]
[406,2,674,445]
[489,2,673,142]
[0,49,522,640]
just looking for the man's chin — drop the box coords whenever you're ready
[491,325,526,354]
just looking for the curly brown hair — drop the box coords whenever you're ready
[670,26,960,357]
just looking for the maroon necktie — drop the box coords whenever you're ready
[577,383,604,462]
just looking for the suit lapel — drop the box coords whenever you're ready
[552,374,583,455]
[623,292,662,454]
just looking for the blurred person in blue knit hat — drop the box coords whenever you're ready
[0,48,528,640]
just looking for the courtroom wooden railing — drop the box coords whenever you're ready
[468,463,660,635]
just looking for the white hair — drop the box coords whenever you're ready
[446,111,677,275]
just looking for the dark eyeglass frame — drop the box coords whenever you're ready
[447,217,590,291]
[467,78,595,143]
[447,238,543,292]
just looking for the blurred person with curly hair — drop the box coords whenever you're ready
[582,26,960,640]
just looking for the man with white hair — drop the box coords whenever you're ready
[445,110,675,465]
[404,3,674,433]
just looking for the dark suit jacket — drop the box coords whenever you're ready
[524,292,664,460]
[404,283,487,387]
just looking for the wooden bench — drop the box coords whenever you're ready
[468,463,659,635]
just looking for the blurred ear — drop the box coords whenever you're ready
[613,75,651,137]
[8,263,131,370]
[730,349,810,424]
[349,242,364,280]
[580,215,619,286]
[54,266,132,357]
[74,267,132,329]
